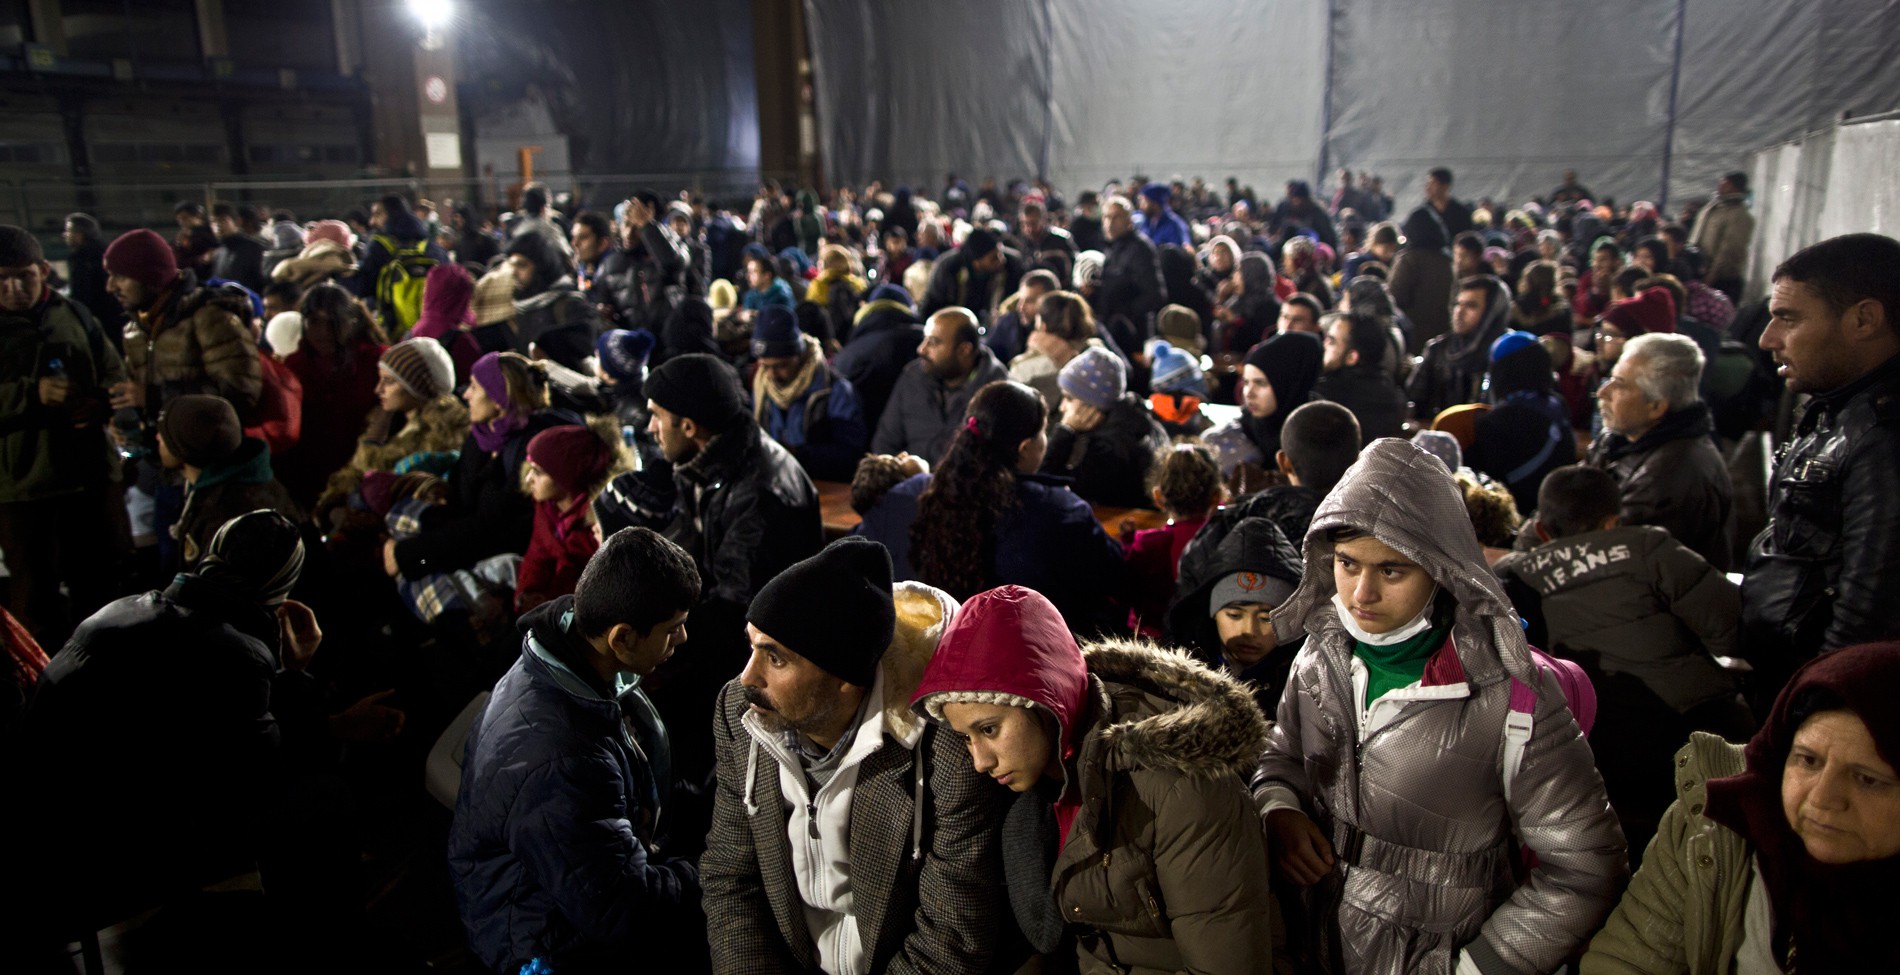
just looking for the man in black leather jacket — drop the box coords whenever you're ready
[643,353,822,782]
[1742,233,1900,708]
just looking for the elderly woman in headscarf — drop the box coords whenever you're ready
[1582,643,1900,974]
[1281,235,1335,308]
[1214,252,1283,358]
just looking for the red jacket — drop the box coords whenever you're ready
[515,497,599,611]
[243,350,304,456]
[279,340,385,505]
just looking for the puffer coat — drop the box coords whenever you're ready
[1056,639,1278,975]
[1578,734,1748,975]
[122,272,262,416]
[1253,437,1627,975]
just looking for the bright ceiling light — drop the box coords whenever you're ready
[408,0,452,32]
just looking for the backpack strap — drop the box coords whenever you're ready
[1501,672,1537,804]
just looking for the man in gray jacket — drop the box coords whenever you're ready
[1687,171,1755,302]
[870,307,1009,464]
[700,538,1004,974]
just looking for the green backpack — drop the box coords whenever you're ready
[372,234,438,338]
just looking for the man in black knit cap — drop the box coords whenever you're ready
[701,537,1003,974]
[644,352,821,789]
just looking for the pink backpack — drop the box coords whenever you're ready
[1502,646,1596,803]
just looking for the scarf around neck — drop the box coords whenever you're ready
[753,335,824,415]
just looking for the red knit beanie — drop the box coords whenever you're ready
[527,425,612,499]
[103,229,181,292]
[1602,286,1677,337]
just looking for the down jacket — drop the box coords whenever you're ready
[1055,640,1277,975]
[449,597,702,975]
[122,272,262,417]
[1578,734,1748,975]
[700,583,1006,975]
[1585,403,1733,572]
[1253,438,1626,975]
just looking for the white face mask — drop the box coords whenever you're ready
[1332,587,1439,646]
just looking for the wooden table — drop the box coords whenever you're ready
[816,480,1168,542]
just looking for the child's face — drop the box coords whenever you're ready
[524,461,567,504]
[1215,602,1277,667]
[1333,535,1436,635]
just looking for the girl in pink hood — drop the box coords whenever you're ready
[911,585,1277,974]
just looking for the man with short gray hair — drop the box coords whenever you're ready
[1588,332,1734,569]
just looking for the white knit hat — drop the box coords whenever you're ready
[916,689,1039,724]
[265,311,303,358]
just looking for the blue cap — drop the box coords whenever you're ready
[751,305,803,359]
[867,282,913,309]
[595,329,656,384]
[1490,330,1540,363]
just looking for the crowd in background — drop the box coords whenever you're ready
[3,154,1899,975]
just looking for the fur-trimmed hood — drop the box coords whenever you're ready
[1080,637,1270,781]
[912,585,1267,782]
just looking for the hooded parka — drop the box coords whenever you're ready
[912,585,1277,975]
[1253,438,1627,975]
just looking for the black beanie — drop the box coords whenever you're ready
[646,353,747,434]
[748,537,896,687]
[963,228,998,259]
[0,225,44,266]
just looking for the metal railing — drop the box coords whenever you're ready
[4,169,796,251]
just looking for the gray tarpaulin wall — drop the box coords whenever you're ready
[803,0,1900,211]
[1746,112,1900,302]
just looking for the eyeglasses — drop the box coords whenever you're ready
[1594,329,1626,344]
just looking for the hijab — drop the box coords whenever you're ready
[1704,643,1900,972]
[1239,331,1322,459]
[470,352,531,453]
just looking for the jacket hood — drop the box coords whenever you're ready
[417,262,475,331]
[1444,276,1512,369]
[379,209,429,242]
[517,594,615,706]
[1167,516,1304,660]
[877,581,962,740]
[1279,437,1534,685]
[911,585,1090,753]
[272,240,358,282]
[1079,637,1271,779]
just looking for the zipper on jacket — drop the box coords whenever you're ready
[807,797,820,839]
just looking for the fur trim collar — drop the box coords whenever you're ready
[1080,637,1270,780]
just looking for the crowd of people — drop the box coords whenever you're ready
[3,159,1898,975]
